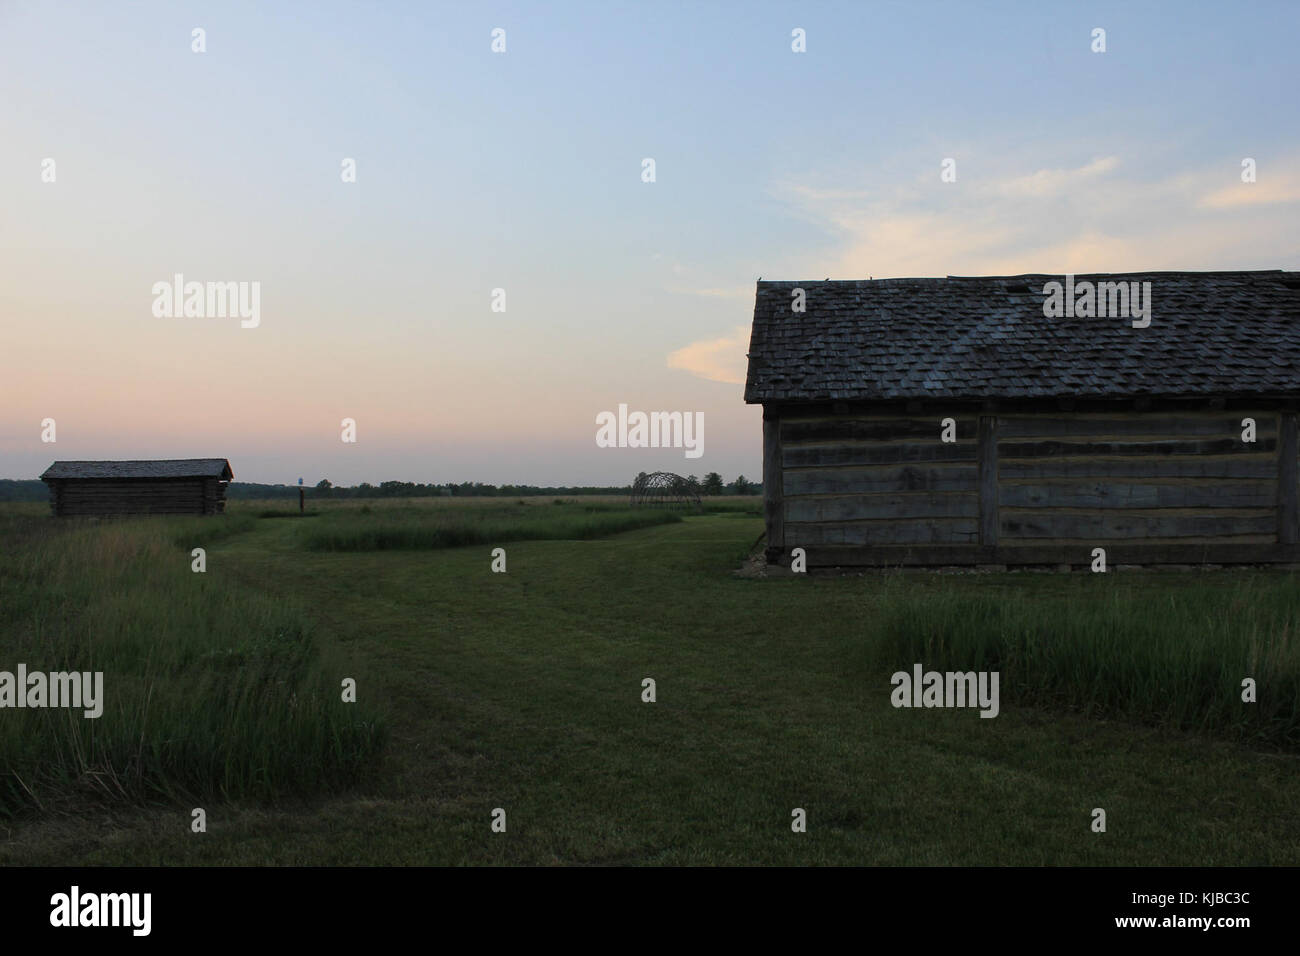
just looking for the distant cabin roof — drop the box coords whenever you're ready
[744,270,1300,403]
[40,459,233,481]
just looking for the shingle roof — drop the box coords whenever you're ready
[744,271,1300,403]
[40,459,233,481]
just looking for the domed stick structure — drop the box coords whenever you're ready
[630,472,702,508]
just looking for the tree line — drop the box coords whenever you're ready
[0,474,760,503]
[289,472,758,499]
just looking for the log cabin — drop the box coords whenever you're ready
[40,459,233,516]
[744,271,1300,567]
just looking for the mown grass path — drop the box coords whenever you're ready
[4,514,1297,864]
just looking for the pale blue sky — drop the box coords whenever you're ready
[2,1,1297,483]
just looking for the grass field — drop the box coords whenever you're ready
[1,497,1297,865]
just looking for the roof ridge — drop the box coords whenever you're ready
[755,269,1292,285]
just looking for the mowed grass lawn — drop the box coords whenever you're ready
[2,499,1298,865]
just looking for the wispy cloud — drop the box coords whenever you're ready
[992,156,1121,198]
[777,153,1300,278]
[1199,169,1300,208]
[667,325,749,386]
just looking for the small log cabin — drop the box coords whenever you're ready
[40,459,233,516]
[744,271,1300,567]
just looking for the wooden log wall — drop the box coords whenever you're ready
[770,407,1300,566]
[762,412,784,554]
[779,415,979,546]
[997,413,1279,546]
[1281,412,1298,546]
[51,479,216,516]
[201,478,229,515]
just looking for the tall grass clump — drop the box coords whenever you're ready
[0,513,387,818]
[300,502,682,552]
[864,575,1300,750]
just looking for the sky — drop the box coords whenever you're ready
[2,0,1297,485]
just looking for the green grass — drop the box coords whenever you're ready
[164,512,259,547]
[697,498,763,516]
[1,500,1298,865]
[297,500,684,552]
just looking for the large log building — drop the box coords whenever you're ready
[40,459,233,516]
[744,271,1300,567]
